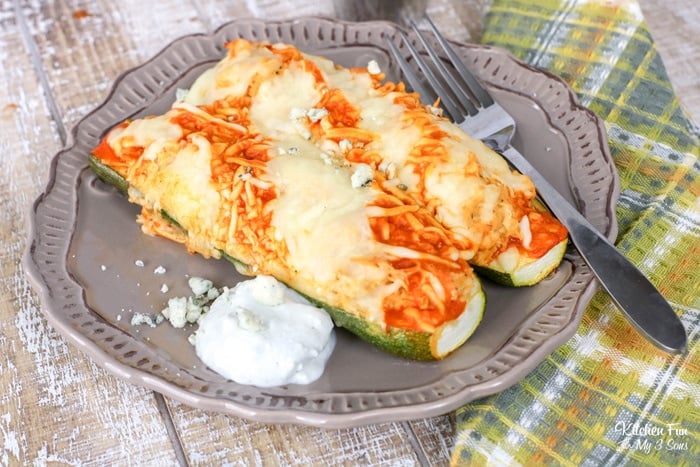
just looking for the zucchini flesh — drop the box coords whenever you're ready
[472,198,568,286]
[89,154,485,360]
[473,239,568,287]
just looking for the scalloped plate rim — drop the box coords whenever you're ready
[23,16,619,428]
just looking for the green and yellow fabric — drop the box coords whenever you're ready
[451,0,699,465]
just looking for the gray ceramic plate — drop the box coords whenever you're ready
[24,17,619,428]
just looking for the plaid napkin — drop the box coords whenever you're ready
[451,1,699,465]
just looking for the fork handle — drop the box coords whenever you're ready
[501,146,687,353]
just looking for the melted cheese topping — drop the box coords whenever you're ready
[94,39,566,334]
[266,155,373,280]
[307,53,559,263]
[184,41,282,105]
[250,65,322,138]
[119,115,222,257]
[264,154,392,323]
[107,116,183,149]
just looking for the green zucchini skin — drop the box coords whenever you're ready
[89,153,484,360]
[218,254,480,361]
[159,209,186,233]
[290,291,434,361]
[219,251,253,277]
[89,155,129,194]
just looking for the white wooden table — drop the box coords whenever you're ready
[2,0,697,464]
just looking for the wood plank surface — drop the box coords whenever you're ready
[1,1,178,464]
[168,401,425,465]
[1,0,697,465]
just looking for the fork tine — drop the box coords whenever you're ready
[409,20,478,117]
[385,38,439,107]
[424,15,495,108]
[393,30,464,121]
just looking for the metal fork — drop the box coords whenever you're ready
[387,18,687,354]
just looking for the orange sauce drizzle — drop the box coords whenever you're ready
[94,39,568,336]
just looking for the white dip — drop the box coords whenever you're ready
[194,275,336,387]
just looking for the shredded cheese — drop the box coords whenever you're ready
[94,39,566,334]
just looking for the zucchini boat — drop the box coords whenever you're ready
[90,38,571,360]
[90,103,485,361]
[176,39,568,286]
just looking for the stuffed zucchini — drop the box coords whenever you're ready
[174,39,568,286]
[90,103,485,361]
[90,38,571,360]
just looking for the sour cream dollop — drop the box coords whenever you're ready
[195,275,336,387]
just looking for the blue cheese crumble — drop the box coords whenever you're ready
[188,277,213,296]
[175,88,189,101]
[130,312,164,328]
[159,277,221,328]
[338,138,352,153]
[289,106,328,122]
[306,107,328,122]
[351,163,374,188]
